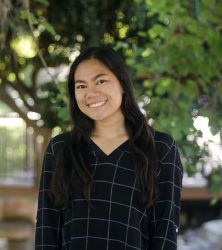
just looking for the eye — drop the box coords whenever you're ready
[97,79,107,85]
[75,84,86,89]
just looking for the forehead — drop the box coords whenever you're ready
[74,59,113,79]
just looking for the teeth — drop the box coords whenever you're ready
[89,101,106,108]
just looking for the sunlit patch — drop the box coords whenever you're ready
[11,35,36,58]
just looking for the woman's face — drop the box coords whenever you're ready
[74,58,124,122]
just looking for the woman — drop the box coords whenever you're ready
[35,46,183,249]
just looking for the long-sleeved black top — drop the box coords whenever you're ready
[35,130,183,250]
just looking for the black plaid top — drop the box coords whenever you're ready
[35,130,183,250]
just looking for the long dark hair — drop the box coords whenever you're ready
[51,46,158,209]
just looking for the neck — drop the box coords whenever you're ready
[91,114,128,139]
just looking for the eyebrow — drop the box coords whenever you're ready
[74,73,108,84]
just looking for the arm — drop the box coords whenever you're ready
[35,138,63,249]
[149,138,183,249]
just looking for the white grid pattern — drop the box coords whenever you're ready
[35,131,183,249]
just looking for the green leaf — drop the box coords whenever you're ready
[143,80,153,88]
[138,31,148,37]
[210,197,218,206]
[57,107,69,121]
[40,20,56,36]
[34,0,49,6]
[20,10,38,25]
[149,24,166,39]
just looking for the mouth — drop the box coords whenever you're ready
[87,100,107,108]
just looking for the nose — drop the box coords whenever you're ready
[85,87,101,99]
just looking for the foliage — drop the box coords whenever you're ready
[118,0,222,178]
[207,166,222,194]
[0,0,152,130]
[0,0,222,192]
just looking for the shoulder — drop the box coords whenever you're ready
[153,129,175,150]
[47,131,71,156]
[153,129,177,161]
[50,131,70,145]
[153,129,183,182]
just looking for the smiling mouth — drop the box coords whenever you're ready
[88,100,107,108]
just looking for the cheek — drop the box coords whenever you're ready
[114,85,124,99]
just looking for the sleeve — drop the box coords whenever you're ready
[149,138,183,249]
[35,139,63,249]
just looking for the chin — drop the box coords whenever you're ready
[90,116,107,121]
[84,112,109,121]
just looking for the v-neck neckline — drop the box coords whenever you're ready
[89,138,130,157]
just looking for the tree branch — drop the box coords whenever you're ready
[8,81,39,113]
[1,72,39,113]
[0,84,39,129]
[31,68,39,100]
[22,0,57,83]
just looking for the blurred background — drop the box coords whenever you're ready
[0,0,221,249]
